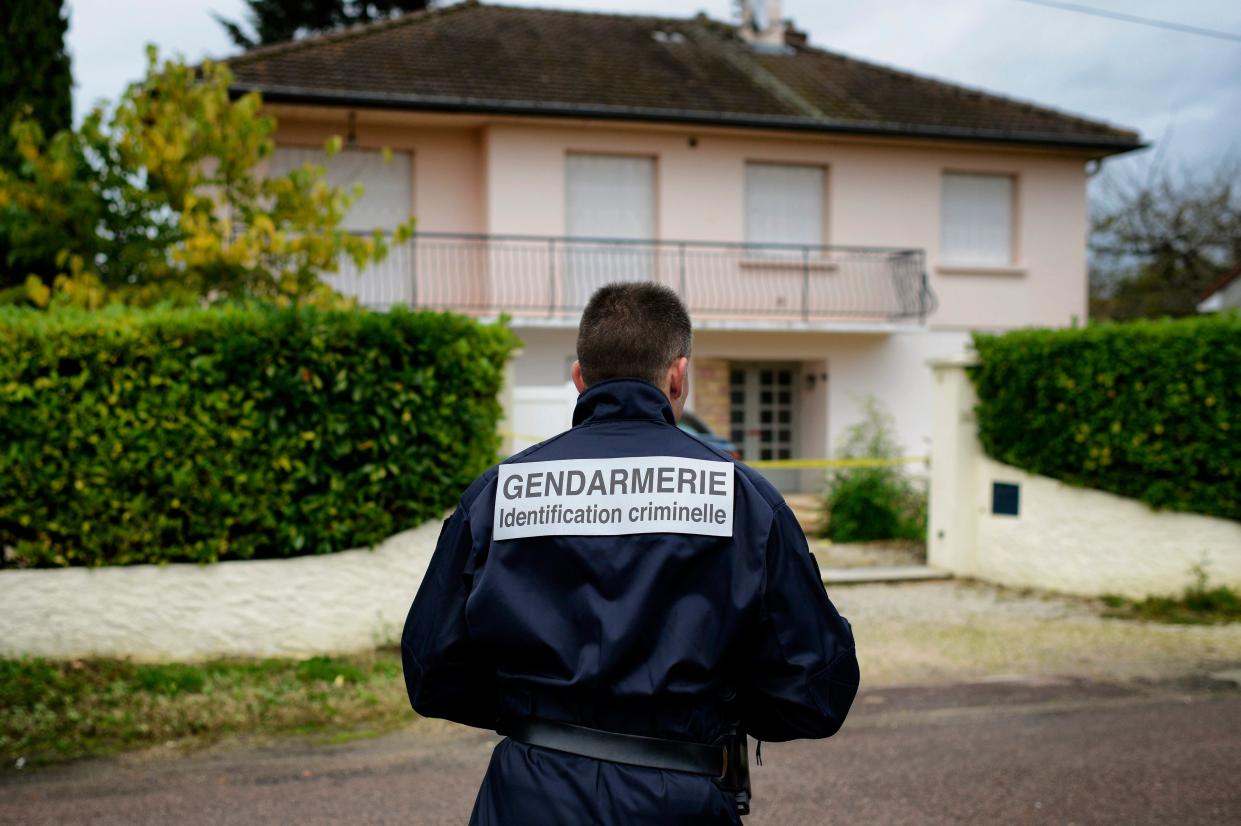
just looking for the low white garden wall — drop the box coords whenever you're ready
[0,519,442,661]
[928,355,1241,598]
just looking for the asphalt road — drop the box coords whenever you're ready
[3,677,1238,825]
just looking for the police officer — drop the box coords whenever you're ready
[402,283,858,824]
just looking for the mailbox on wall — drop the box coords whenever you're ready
[992,481,1020,516]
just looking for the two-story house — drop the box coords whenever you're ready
[228,0,1141,492]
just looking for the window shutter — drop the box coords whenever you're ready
[745,163,824,246]
[941,172,1014,266]
[565,154,655,239]
[268,147,412,232]
[564,154,657,305]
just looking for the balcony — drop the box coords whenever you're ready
[326,233,934,329]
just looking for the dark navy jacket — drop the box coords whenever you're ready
[402,379,859,824]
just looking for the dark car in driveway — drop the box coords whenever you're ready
[677,410,741,459]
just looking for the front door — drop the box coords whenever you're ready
[729,363,800,492]
[565,153,655,308]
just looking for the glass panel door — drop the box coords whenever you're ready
[729,363,799,492]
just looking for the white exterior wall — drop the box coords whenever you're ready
[1198,275,1241,312]
[500,328,972,481]
[928,357,1241,598]
[693,329,971,457]
[0,523,441,661]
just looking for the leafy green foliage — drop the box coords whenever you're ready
[0,304,518,566]
[0,0,73,290]
[217,0,433,49]
[970,313,1241,521]
[0,649,408,767]
[0,48,410,307]
[821,397,926,543]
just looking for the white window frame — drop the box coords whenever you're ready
[565,152,657,240]
[940,171,1017,268]
[744,161,827,249]
[563,153,658,306]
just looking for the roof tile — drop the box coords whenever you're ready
[227,1,1141,152]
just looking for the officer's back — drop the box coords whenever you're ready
[403,283,859,825]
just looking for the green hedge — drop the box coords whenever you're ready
[970,313,1240,522]
[0,305,518,567]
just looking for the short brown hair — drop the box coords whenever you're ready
[576,283,692,387]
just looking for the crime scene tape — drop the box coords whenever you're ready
[746,456,927,470]
[500,432,926,470]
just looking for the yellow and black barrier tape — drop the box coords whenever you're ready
[745,456,927,470]
[501,432,926,470]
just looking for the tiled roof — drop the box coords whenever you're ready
[227,1,1141,154]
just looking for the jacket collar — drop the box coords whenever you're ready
[572,378,677,427]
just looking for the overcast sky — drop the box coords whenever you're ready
[66,0,1241,190]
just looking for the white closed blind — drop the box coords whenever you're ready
[941,172,1014,265]
[565,154,655,239]
[745,162,824,246]
[269,146,412,232]
[564,154,656,305]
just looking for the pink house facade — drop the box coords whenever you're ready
[231,2,1141,492]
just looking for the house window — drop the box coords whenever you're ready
[941,172,1015,266]
[564,153,656,306]
[745,162,824,246]
[565,154,655,240]
[269,146,412,232]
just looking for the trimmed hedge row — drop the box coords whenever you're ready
[970,313,1240,522]
[0,305,519,567]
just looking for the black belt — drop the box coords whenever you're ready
[503,718,727,778]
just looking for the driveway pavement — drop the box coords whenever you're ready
[3,676,1237,825]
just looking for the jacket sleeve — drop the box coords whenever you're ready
[740,502,859,742]
[400,504,497,730]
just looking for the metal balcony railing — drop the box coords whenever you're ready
[325,233,934,325]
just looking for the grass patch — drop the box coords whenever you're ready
[1103,573,1241,625]
[0,648,410,769]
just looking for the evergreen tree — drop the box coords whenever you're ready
[0,0,73,292]
[217,0,434,49]
[0,0,72,168]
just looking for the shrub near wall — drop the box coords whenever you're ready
[970,313,1240,522]
[0,305,518,567]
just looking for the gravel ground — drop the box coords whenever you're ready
[830,579,1241,686]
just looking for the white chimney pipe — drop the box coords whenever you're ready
[740,0,787,47]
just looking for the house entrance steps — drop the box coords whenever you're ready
[821,565,952,586]
[784,494,952,586]
[783,493,825,535]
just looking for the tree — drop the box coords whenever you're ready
[1090,161,1241,320]
[0,0,72,169]
[1,0,73,289]
[0,47,412,308]
[216,0,433,49]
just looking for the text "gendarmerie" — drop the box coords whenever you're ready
[493,456,735,540]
